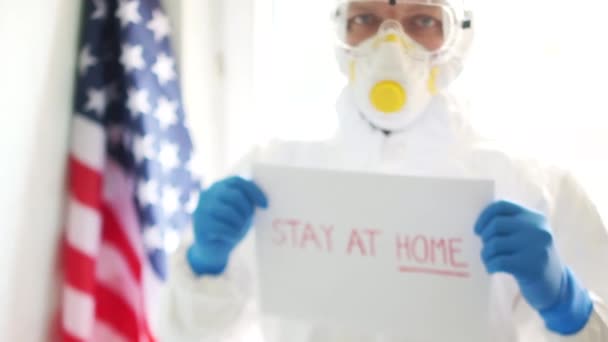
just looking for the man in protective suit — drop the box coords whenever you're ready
[164,1,608,341]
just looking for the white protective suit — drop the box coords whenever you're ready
[160,85,608,341]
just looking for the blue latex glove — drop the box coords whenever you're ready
[475,200,593,335]
[187,176,268,276]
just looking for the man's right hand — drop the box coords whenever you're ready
[187,176,268,276]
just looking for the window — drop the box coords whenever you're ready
[253,0,342,142]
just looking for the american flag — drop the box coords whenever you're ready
[59,0,200,341]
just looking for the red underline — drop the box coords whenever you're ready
[398,266,471,278]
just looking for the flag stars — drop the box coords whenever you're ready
[85,88,108,117]
[155,97,178,129]
[116,0,142,27]
[133,133,157,162]
[147,9,171,42]
[79,45,97,75]
[127,88,151,116]
[161,186,181,215]
[158,142,179,171]
[138,179,160,206]
[91,0,107,20]
[120,44,146,72]
[152,53,176,85]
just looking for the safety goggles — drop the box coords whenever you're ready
[333,0,471,59]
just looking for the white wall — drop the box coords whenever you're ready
[0,1,81,341]
[171,0,225,181]
[168,0,257,181]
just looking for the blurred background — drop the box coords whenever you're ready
[0,0,607,340]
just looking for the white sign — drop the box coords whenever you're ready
[253,164,495,341]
